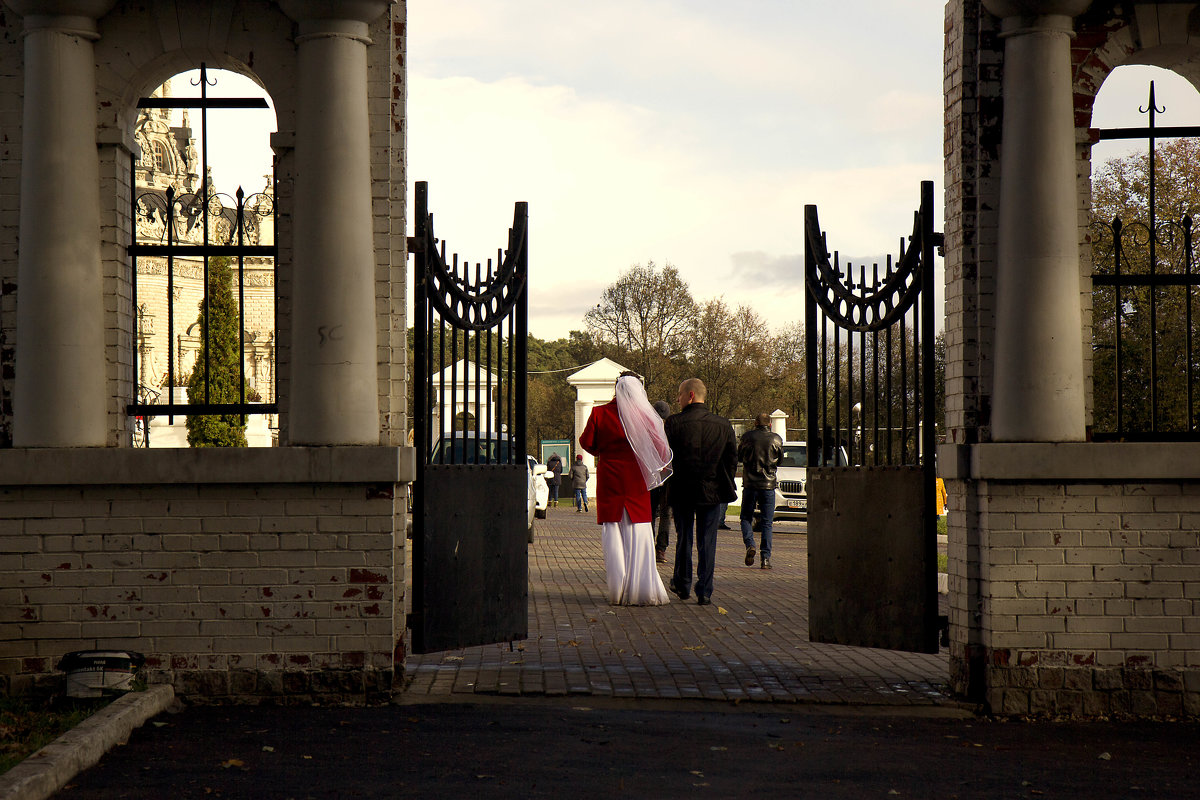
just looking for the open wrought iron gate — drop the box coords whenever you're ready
[804,180,942,654]
[408,181,529,654]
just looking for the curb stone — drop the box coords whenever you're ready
[0,684,176,800]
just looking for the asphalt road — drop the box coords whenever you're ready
[54,699,1200,799]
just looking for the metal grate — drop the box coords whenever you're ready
[127,64,277,426]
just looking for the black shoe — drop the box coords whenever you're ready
[669,579,690,601]
[697,596,712,606]
[718,523,731,530]
[761,557,772,570]
[745,546,756,566]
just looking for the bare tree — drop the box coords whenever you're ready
[584,261,696,397]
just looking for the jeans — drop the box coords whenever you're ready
[739,487,775,559]
[671,503,721,600]
[549,483,559,503]
[651,486,672,551]
[574,487,588,510]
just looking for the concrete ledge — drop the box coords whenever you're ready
[938,442,1200,481]
[0,446,416,486]
[0,684,175,800]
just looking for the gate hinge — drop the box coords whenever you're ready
[406,235,424,254]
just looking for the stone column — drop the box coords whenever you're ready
[984,0,1091,441]
[7,1,116,447]
[280,1,389,444]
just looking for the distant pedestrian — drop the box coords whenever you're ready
[664,378,737,606]
[737,412,783,570]
[650,400,673,563]
[546,453,564,506]
[580,372,673,605]
[570,454,590,513]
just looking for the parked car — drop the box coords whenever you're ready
[429,432,542,542]
[527,455,550,520]
[773,440,850,520]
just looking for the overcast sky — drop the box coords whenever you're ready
[196,3,1200,342]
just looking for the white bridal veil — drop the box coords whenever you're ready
[615,375,674,491]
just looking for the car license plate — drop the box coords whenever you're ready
[787,499,804,509]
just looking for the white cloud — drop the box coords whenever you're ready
[407,1,946,340]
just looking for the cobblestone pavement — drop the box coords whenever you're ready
[403,507,956,707]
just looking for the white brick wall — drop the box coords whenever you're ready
[0,447,407,701]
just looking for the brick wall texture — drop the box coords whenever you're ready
[944,1,1200,718]
[0,480,401,703]
[946,478,1200,718]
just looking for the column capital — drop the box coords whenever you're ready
[4,0,116,36]
[279,0,391,41]
[982,0,1091,17]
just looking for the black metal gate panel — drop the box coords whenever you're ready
[409,181,529,654]
[804,180,940,654]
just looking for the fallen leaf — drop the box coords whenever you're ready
[1098,752,1112,761]
[509,660,524,665]
[151,722,167,728]
[443,655,463,661]
[262,746,274,752]
[302,755,312,760]
[683,645,706,651]
[567,640,580,647]
[220,759,244,769]
[690,770,704,777]
[718,607,728,615]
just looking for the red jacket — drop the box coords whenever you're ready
[579,400,652,524]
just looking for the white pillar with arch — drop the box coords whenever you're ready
[565,358,632,500]
[9,0,117,447]
[984,0,1091,442]
[280,0,388,445]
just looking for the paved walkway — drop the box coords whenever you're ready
[404,507,955,707]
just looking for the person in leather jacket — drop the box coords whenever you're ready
[664,378,737,605]
[737,413,784,569]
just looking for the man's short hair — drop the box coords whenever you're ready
[680,378,706,402]
[755,413,771,428]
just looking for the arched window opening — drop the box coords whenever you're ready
[1089,65,1200,440]
[129,64,279,448]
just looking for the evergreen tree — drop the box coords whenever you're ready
[186,256,248,447]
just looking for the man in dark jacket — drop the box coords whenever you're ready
[664,378,737,605]
[738,413,784,570]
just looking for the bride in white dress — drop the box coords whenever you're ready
[579,373,674,605]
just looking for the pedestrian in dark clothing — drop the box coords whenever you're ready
[546,453,564,506]
[738,412,783,569]
[664,378,737,606]
[650,400,673,563]
[570,454,590,513]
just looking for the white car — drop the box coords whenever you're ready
[772,440,849,520]
[527,455,550,521]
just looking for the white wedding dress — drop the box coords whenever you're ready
[602,510,670,605]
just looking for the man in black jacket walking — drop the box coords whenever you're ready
[738,413,783,570]
[664,378,737,605]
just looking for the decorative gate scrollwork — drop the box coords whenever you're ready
[804,180,942,654]
[409,181,529,654]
